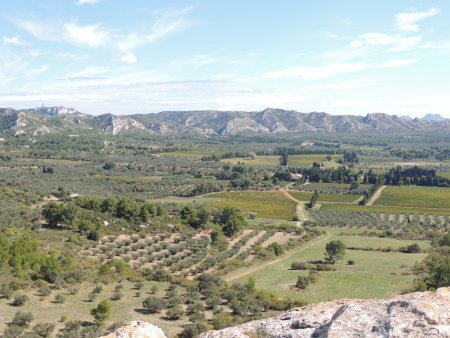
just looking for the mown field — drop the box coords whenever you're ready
[227,234,428,303]
[374,186,450,209]
[221,156,279,168]
[289,154,339,168]
[204,191,297,219]
[288,191,360,203]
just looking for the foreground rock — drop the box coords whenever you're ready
[99,321,167,338]
[201,288,450,338]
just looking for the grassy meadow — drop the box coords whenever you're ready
[374,185,450,209]
[205,191,297,220]
[288,191,360,203]
[227,234,428,303]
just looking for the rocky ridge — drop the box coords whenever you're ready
[1,106,449,136]
[201,287,450,338]
[103,288,450,338]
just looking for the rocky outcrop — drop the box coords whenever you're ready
[201,288,450,338]
[99,321,167,338]
[2,106,450,136]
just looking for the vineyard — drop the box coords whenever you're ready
[308,208,450,233]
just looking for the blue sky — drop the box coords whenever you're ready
[1,0,449,116]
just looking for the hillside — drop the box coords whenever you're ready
[1,106,449,136]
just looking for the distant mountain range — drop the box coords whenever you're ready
[0,106,448,136]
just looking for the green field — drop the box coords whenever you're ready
[320,203,450,215]
[228,234,428,303]
[221,156,279,168]
[375,186,450,209]
[289,191,360,203]
[205,191,297,219]
[289,154,339,168]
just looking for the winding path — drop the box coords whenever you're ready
[366,185,386,206]
[225,234,331,282]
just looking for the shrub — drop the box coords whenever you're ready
[151,285,159,294]
[93,285,103,293]
[88,293,97,302]
[0,285,13,299]
[12,311,34,327]
[68,287,79,295]
[90,300,112,326]
[12,294,29,306]
[143,296,165,313]
[54,294,66,304]
[111,291,123,301]
[291,261,314,270]
[347,259,355,265]
[2,325,25,338]
[400,243,421,253]
[33,322,55,337]
[296,276,310,289]
[166,304,184,320]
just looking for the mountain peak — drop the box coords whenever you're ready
[32,106,79,116]
[422,113,445,122]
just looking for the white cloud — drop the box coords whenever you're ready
[265,62,369,80]
[120,51,137,64]
[3,36,26,46]
[64,22,109,47]
[14,19,109,47]
[377,59,419,68]
[118,7,191,51]
[64,66,108,80]
[76,0,101,5]
[395,7,440,32]
[351,33,421,52]
[170,54,217,68]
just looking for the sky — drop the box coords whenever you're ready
[0,0,449,117]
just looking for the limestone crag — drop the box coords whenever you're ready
[99,321,167,338]
[201,287,450,338]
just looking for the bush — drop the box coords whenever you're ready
[166,304,184,320]
[54,294,66,304]
[347,259,355,265]
[143,296,165,313]
[111,291,123,301]
[2,325,25,338]
[12,311,34,327]
[12,294,29,306]
[0,286,13,299]
[400,243,421,253]
[291,261,314,270]
[90,300,112,326]
[88,293,97,302]
[93,285,103,293]
[296,276,310,289]
[33,322,55,337]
